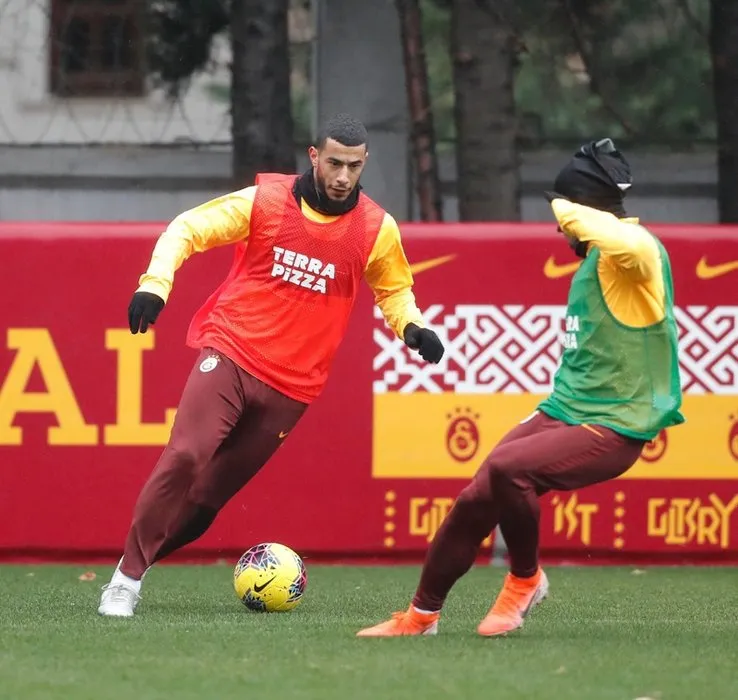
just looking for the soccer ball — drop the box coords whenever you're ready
[233,542,307,612]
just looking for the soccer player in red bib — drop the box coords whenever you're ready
[98,114,444,617]
[356,138,684,638]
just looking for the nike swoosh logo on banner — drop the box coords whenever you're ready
[254,576,277,593]
[543,256,580,279]
[409,254,457,276]
[695,256,738,280]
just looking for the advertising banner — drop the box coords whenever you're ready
[1,221,736,562]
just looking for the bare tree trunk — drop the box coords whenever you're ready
[450,0,520,221]
[396,0,443,221]
[710,0,738,223]
[231,0,296,187]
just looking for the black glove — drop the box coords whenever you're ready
[544,191,570,203]
[404,323,444,364]
[128,291,165,334]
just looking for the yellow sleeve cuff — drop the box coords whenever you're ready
[136,278,172,303]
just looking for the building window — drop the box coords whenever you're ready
[50,0,145,97]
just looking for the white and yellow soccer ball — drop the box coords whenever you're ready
[233,542,307,612]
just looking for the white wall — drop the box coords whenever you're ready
[0,2,719,224]
[315,0,410,220]
[0,0,231,145]
[0,145,718,223]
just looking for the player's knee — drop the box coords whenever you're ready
[484,456,519,491]
[456,476,493,507]
[167,443,207,474]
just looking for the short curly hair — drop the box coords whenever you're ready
[316,113,368,149]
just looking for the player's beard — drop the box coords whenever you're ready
[293,167,359,216]
[309,166,362,215]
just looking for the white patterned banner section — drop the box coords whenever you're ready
[372,305,738,395]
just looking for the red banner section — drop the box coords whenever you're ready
[1,221,737,564]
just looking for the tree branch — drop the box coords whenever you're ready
[674,0,708,40]
[474,0,528,55]
[561,0,639,137]
[396,0,443,221]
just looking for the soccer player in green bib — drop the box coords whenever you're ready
[357,138,685,639]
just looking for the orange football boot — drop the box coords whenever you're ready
[477,568,549,637]
[356,606,440,637]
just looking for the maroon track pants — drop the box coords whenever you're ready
[120,349,308,580]
[412,410,645,611]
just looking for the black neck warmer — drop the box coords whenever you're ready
[292,168,362,216]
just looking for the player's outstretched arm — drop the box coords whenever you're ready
[546,194,660,282]
[364,214,444,364]
[128,187,257,334]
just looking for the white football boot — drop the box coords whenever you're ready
[97,558,143,618]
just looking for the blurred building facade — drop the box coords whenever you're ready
[0,0,718,224]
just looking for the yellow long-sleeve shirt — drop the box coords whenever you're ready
[137,186,425,339]
[550,199,665,327]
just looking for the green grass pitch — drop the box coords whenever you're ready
[1,563,736,699]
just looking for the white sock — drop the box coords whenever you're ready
[412,606,438,615]
[110,558,142,594]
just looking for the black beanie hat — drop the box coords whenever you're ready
[552,138,633,216]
